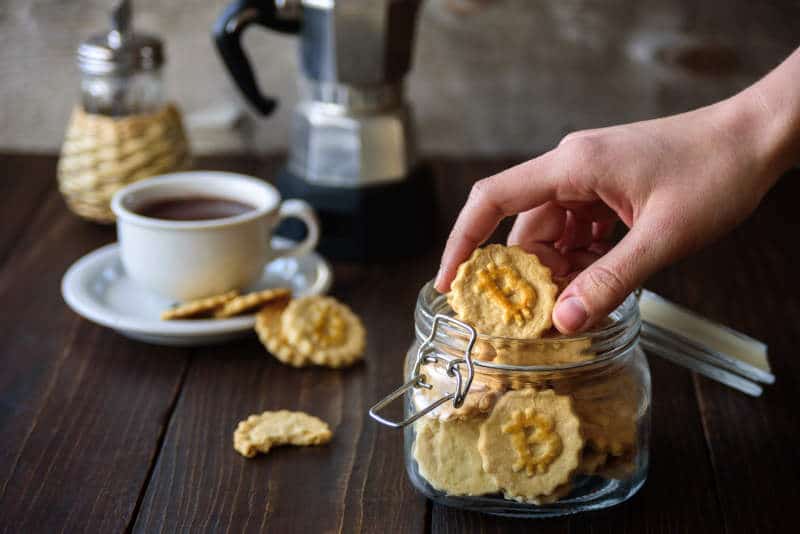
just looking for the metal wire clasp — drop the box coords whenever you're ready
[368,314,477,428]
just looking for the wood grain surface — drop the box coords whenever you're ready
[0,153,797,533]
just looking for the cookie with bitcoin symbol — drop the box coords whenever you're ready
[280,295,366,368]
[447,244,558,338]
[478,388,583,502]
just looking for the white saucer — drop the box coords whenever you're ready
[62,238,333,346]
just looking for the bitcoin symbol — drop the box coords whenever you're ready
[475,262,537,325]
[502,408,563,476]
[309,301,347,347]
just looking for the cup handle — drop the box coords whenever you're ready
[274,199,320,258]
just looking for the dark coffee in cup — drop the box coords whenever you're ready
[136,196,255,221]
[112,172,320,301]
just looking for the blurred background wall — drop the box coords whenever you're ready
[1,0,797,156]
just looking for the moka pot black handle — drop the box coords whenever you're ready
[213,0,301,115]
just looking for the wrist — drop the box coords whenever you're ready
[723,49,800,182]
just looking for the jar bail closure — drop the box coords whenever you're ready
[369,314,477,428]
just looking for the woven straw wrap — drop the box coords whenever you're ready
[57,103,191,223]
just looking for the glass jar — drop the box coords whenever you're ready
[76,1,165,116]
[373,281,650,518]
[80,64,164,117]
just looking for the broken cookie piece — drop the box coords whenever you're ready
[233,410,332,458]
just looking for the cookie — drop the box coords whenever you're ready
[161,290,238,320]
[448,245,558,338]
[215,288,291,318]
[233,410,332,458]
[492,336,594,367]
[506,481,573,505]
[255,301,311,367]
[413,417,499,496]
[596,448,638,479]
[573,401,637,457]
[561,368,641,456]
[411,368,503,422]
[577,447,608,476]
[478,388,583,501]
[470,338,500,362]
[281,296,366,368]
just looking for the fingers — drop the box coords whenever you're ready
[556,211,594,252]
[592,220,616,241]
[435,151,564,292]
[508,203,566,246]
[515,243,571,277]
[511,207,610,258]
[552,224,663,333]
[559,202,617,223]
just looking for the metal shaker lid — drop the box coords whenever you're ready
[77,0,164,76]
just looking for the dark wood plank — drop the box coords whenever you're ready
[673,175,800,534]
[0,188,190,532]
[0,154,266,532]
[0,154,57,263]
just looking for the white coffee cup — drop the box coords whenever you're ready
[111,171,320,301]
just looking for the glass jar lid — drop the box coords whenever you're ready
[77,0,164,76]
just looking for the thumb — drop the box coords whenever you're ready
[552,226,660,333]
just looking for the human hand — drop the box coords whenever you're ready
[435,86,792,333]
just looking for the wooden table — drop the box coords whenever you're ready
[1,153,798,533]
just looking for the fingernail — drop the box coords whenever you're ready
[434,266,445,289]
[554,296,588,332]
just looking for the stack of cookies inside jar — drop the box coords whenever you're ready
[405,244,650,515]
